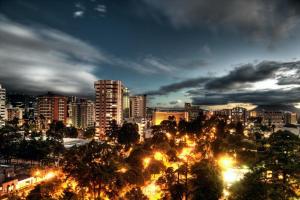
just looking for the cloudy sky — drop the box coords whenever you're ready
[0,0,300,108]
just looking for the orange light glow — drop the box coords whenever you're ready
[142,182,162,200]
[218,155,234,169]
[143,157,151,169]
[154,152,164,161]
[178,147,193,160]
[118,167,128,173]
[45,171,56,180]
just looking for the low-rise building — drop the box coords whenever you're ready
[6,106,24,124]
[152,109,189,125]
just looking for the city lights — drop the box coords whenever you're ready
[223,168,239,184]
[118,167,128,173]
[142,182,162,200]
[154,151,164,161]
[218,155,235,169]
[143,157,151,169]
[1,0,300,199]
[44,171,56,180]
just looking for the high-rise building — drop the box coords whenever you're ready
[37,92,68,125]
[0,84,6,127]
[94,80,124,135]
[86,100,95,128]
[130,95,147,119]
[123,87,130,119]
[69,98,95,129]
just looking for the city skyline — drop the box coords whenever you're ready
[1,0,300,108]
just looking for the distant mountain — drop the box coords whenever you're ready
[253,104,300,114]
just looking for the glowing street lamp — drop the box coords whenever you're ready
[218,155,235,169]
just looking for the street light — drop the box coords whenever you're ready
[218,155,235,169]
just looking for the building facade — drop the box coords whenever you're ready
[6,106,24,123]
[262,111,284,126]
[130,95,147,119]
[37,92,68,124]
[123,87,130,119]
[184,103,209,121]
[230,107,247,124]
[0,85,6,127]
[284,112,297,125]
[152,110,189,125]
[94,80,124,135]
[69,98,95,129]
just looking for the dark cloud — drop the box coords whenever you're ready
[148,60,300,105]
[140,0,300,41]
[148,60,300,95]
[277,69,300,85]
[169,101,178,105]
[204,61,281,90]
[146,77,210,95]
[191,87,300,105]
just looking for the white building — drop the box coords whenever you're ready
[0,85,6,127]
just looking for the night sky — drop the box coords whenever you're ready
[1,0,300,108]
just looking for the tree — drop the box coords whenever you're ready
[151,125,168,144]
[188,116,203,135]
[229,171,269,200]
[0,125,22,163]
[62,140,119,199]
[189,159,223,200]
[46,121,65,141]
[235,121,244,135]
[65,126,78,138]
[27,185,44,200]
[26,184,55,200]
[106,119,120,141]
[169,183,185,200]
[125,187,148,200]
[160,116,177,136]
[83,127,95,138]
[8,117,19,128]
[60,188,78,200]
[231,130,300,200]
[178,119,188,136]
[17,139,49,164]
[118,122,140,148]
[146,160,165,175]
